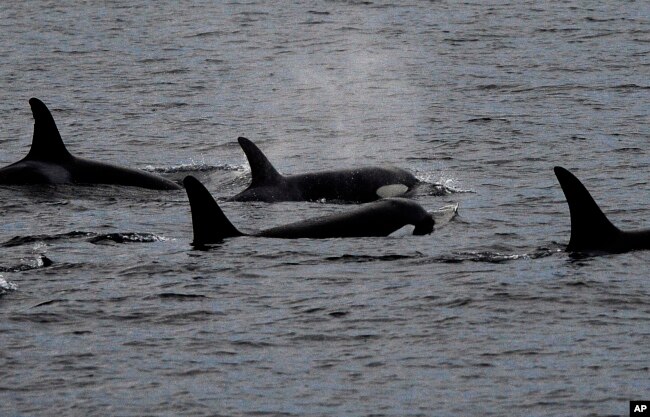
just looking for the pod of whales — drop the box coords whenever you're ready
[555,166,650,253]
[0,98,181,190]
[5,99,645,256]
[229,137,419,203]
[183,175,434,244]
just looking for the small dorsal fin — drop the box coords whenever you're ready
[183,176,243,244]
[25,98,73,162]
[237,137,283,186]
[554,166,620,251]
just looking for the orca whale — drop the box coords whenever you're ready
[0,98,181,190]
[229,137,419,203]
[554,166,650,253]
[183,175,434,244]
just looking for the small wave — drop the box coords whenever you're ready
[3,231,168,247]
[614,147,643,153]
[145,292,208,300]
[187,30,225,38]
[439,182,474,194]
[2,231,92,248]
[457,251,530,264]
[584,16,621,23]
[608,83,650,90]
[325,253,425,263]
[31,299,65,308]
[439,297,472,307]
[143,162,245,174]
[466,116,510,123]
[9,312,70,324]
[422,248,560,265]
[290,333,379,343]
[299,19,331,25]
[88,233,169,245]
[415,174,475,195]
[0,255,53,272]
[425,183,455,196]
[0,275,17,296]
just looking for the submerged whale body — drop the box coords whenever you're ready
[554,166,650,253]
[183,175,434,244]
[0,98,181,190]
[229,137,419,203]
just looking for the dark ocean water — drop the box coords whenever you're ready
[1,1,649,416]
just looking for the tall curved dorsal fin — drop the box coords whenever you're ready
[25,98,73,162]
[554,166,620,251]
[237,137,283,186]
[183,176,243,244]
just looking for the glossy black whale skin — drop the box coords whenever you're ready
[184,175,434,245]
[229,136,419,203]
[0,98,181,190]
[554,166,650,253]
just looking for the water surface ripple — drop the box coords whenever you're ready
[1,1,649,416]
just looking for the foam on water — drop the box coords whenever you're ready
[0,275,17,295]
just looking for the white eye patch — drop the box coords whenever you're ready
[376,184,409,198]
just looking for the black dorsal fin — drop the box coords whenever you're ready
[25,98,73,161]
[183,176,243,244]
[237,137,283,186]
[554,166,620,251]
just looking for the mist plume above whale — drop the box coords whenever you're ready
[554,166,650,253]
[0,98,181,190]
[184,175,434,245]
[229,136,419,203]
